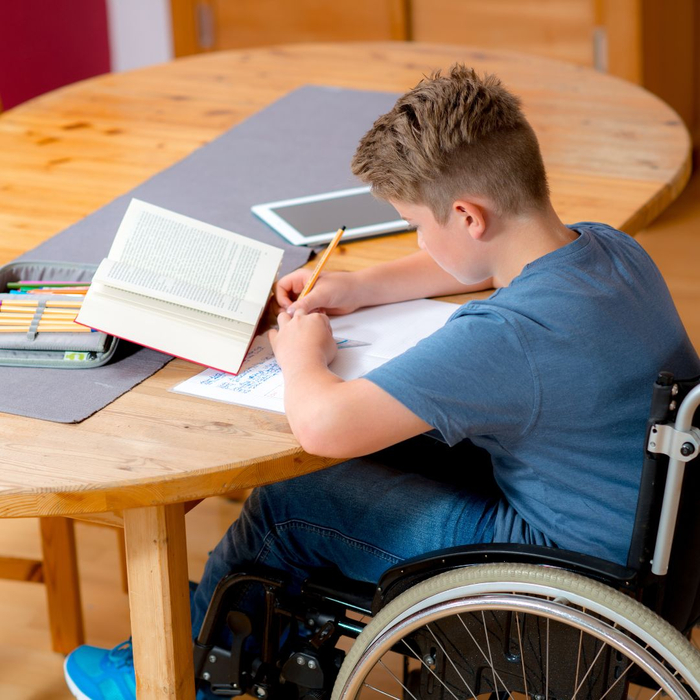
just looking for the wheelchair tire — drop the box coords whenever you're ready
[332,563,700,700]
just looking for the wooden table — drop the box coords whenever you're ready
[0,43,691,699]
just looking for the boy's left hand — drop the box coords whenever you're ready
[269,309,338,370]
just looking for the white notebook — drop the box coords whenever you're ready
[170,298,458,413]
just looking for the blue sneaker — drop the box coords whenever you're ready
[64,639,135,700]
[64,637,219,700]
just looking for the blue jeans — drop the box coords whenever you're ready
[190,436,514,637]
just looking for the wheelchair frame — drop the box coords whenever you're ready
[193,371,700,699]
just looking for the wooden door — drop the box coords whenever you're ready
[171,0,409,55]
[410,0,597,67]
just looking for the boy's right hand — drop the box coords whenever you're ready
[275,269,365,316]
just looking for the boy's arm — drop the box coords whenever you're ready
[358,250,494,305]
[269,309,432,458]
[276,250,493,315]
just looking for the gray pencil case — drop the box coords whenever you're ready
[0,260,119,369]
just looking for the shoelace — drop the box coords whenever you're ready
[107,639,134,669]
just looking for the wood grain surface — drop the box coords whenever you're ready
[0,42,691,518]
[124,504,194,699]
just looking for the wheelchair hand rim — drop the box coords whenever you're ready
[337,593,698,700]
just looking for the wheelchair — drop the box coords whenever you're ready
[193,371,700,699]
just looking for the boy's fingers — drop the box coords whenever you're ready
[275,273,306,304]
[275,289,291,308]
[277,311,291,327]
[289,294,320,315]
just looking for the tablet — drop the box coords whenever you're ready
[251,186,411,246]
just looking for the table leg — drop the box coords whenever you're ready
[123,504,195,699]
[39,516,85,654]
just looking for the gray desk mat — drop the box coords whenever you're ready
[1,85,399,423]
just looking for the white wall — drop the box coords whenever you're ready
[106,0,173,72]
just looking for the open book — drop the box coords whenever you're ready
[170,299,458,413]
[77,199,284,374]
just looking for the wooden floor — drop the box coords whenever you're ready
[0,165,699,698]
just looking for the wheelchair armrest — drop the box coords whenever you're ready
[373,543,639,614]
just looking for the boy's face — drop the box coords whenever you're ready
[391,200,490,284]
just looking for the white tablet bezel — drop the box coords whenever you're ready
[251,186,410,246]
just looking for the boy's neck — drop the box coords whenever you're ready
[490,202,578,288]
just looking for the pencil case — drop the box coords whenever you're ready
[0,260,119,369]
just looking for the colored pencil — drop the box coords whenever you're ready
[0,300,83,308]
[0,328,92,333]
[10,280,89,286]
[0,318,77,323]
[26,289,87,295]
[0,314,79,320]
[0,320,84,327]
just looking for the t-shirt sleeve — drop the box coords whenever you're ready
[364,308,538,446]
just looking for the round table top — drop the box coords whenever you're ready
[0,42,691,518]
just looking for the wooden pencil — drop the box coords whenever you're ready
[0,300,83,308]
[298,226,346,300]
[0,326,92,333]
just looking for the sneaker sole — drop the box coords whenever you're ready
[63,655,94,700]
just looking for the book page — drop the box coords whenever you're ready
[80,282,252,338]
[171,299,458,412]
[99,199,283,324]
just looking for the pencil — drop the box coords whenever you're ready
[0,320,85,327]
[298,226,346,300]
[0,300,83,309]
[0,312,78,318]
[0,327,93,333]
[26,289,87,295]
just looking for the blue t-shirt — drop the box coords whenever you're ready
[365,223,700,565]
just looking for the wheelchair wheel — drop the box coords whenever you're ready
[332,563,700,700]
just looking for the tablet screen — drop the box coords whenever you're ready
[272,191,400,237]
[252,187,410,246]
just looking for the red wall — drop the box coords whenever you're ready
[0,0,111,110]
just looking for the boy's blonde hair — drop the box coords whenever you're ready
[351,65,549,223]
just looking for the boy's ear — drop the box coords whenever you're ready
[453,200,487,240]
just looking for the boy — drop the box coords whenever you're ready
[64,65,700,700]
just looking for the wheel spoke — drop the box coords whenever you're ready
[360,682,403,700]
[574,628,583,697]
[570,636,609,700]
[597,658,633,700]
[399,638,462,700]
[481,610,502,697]
[545,616,550,700]
[376,658,420,700]
[456,613,514,698]
[514,612,530,700]
[425,622,479,698]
